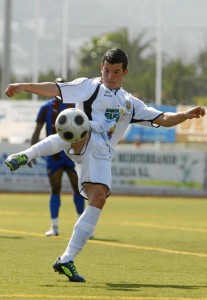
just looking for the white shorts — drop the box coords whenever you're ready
[64,132,112,199]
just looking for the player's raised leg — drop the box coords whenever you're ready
[5,134,67,171]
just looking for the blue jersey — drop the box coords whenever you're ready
[36,98,75,136]
[36,98,75,172]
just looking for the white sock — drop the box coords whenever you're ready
[51,218,58,227]
[60,205,101,262]
[23,134,67,161]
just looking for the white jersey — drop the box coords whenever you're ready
[56,77,163,155]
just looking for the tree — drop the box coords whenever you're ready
[193,49,207,102]
[162,59,195,105]
[76,28,156,101]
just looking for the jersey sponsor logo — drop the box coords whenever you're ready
[104,90,112,97]
[105,108,123,140]
[105,108,120,122]
[107,124,116,139]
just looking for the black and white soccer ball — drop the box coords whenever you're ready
[55,108,90,142]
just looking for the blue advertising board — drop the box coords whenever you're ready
[124,105,176,143]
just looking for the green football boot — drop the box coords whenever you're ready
[5,153,29,171]
[53,257,86,282]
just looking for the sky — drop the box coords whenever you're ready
[0,0,207,78]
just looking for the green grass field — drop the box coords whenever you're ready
[0,193,207,300]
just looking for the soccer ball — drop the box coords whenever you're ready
[55,108,90,142]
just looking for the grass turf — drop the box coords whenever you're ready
[0,193,207,300]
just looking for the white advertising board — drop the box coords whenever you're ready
[0,100,46,143]
[111,147,207,196]
[1,143,207,196]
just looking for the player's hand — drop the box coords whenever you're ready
[5,83,25,97]
[185,106,205,119]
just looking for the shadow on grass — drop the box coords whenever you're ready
[0,235,24,239]
[106,283,207,291]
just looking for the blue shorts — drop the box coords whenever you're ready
[46,150,75,176]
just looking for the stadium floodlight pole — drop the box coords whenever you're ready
[61,0,69,79]
[32,0,39,101]
[1,0,12,99]
[155,0,163,107]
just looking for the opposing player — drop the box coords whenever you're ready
[30,78,85,236]
[5,48,205,282]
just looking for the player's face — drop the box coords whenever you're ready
[101,61,128,90]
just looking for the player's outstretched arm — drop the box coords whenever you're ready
[154,106,205,127]
[5,82,60,98]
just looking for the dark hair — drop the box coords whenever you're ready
[102,48,128,71]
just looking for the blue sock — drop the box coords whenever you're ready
[50,194,61,219]
[73,193,85,215]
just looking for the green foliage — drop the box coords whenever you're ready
[76,28,156,101]
[39,69,59,82]
[193,96,207,105]
[76,28,207,104]
[162,59,196,105]
[6,28,207,105]
[76,34,114,78]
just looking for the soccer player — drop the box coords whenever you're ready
[5,48,205,282]
[30,78,85,236]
